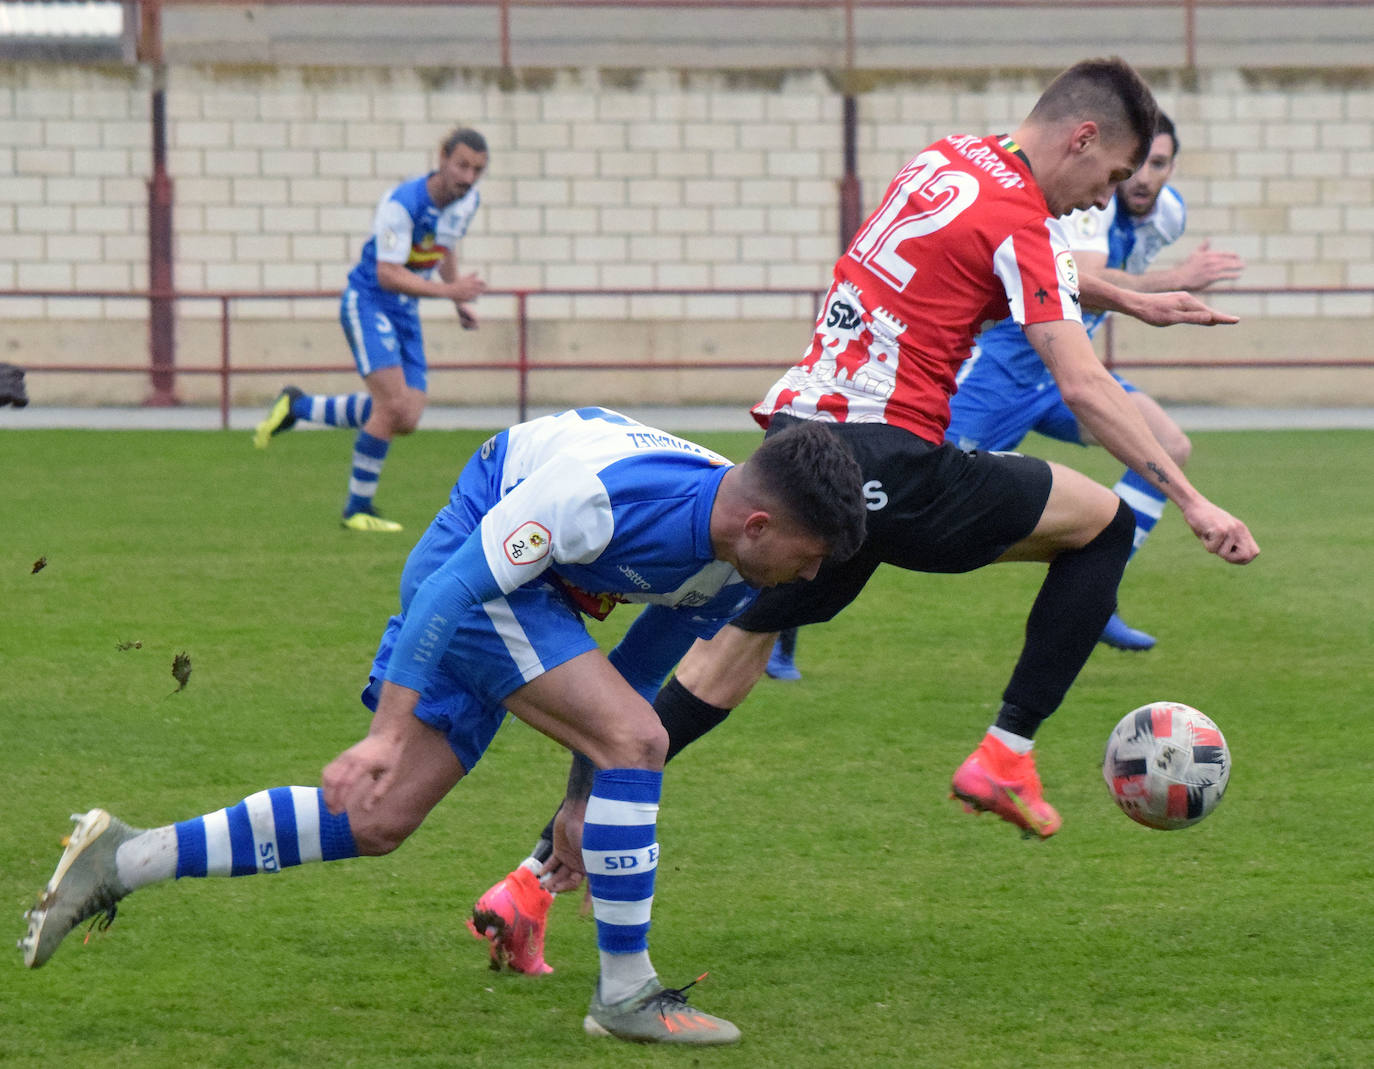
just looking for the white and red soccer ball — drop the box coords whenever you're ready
[1102,701,1230,830]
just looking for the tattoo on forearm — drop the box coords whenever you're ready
[566,750,596,803]
[1147,461,1170,485]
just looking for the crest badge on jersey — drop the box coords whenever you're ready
[1073,211,1100,240]
[504,520,551,566]
[1055,250,1080,293]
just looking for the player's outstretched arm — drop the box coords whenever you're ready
[1027,320,1259,565]
[1077,240,1244,297]
[1160,240,1246,292]
[1177,499,1260,564]
[377,258,485,304]
[1079,271,1239,327]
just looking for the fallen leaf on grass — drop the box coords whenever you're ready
[171,651,192,692]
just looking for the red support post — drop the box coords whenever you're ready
[144,3,178,406]
[839,94,862,253]
[219,296,231,429]
[500,0,512,70]
[1184,0,1198,69]
[516,290,529,422]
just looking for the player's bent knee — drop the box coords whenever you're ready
[1100,496,1136,551]
[393,399,427,436]
[599,718,669,771]
[377,406,420,437]
[348,812,422,856]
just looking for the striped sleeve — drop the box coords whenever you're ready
[992,218,1083,328]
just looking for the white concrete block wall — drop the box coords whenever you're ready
[1,61,1372,400]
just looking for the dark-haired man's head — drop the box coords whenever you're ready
[1018,57,1161,217]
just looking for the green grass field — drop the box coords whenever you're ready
[2,425,1371,1068]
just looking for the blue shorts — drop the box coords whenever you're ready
[362,513,597,773]
[339,286,428,392]
[948,363,1138,453]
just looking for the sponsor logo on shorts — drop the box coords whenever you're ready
[504,521,551,566]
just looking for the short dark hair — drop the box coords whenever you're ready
[1029,57,1159,168]
[441,127,488,157]
[1155,111,1179,157]
[745,421,867,562]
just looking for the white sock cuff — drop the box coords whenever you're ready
[988,725,1034,754]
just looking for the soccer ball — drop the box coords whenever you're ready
[1102,701,1230,830]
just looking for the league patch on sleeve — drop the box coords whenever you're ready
[1055,250,1080,293]
[503,521,551,566]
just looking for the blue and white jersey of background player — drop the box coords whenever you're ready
[346,173,481,313]
[946,185,1187,452]
[368,408,758,768]
[340,173,480,388]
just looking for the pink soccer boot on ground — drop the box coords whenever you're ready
[466,866,555,975]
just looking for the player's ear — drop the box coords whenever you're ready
[1069,120,1099,154]
[742,510,771,538]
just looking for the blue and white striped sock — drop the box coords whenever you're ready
[583,767,662,1004]
[344,430,390,516]
[112,787,357,891]
[1112,468,1169,559]
[173,786,357,878]
[297,392,372,428]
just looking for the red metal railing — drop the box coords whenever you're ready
[115,0,1371,401]
[5,285,1372,429]
[136,0,1374,71]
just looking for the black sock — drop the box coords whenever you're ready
[1000,498,1135,737]
[656,675,734,760]
[994,701,1040,739]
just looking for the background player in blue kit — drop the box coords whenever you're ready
[947,113,1245,649]
[254,127,490,532]
[22,408,866,1047]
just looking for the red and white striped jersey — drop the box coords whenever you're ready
[754,134,1083,444]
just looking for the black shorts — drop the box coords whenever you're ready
[734,416,1052,633]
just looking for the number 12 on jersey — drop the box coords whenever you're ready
[847,149,979,291]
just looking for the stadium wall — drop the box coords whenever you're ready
[2,61,1372,407]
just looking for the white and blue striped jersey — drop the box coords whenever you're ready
[954,185,1187,392]
[345,172,481,313]
[384,407,757,695]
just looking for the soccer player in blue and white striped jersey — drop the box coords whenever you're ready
[22,408,866,1047]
